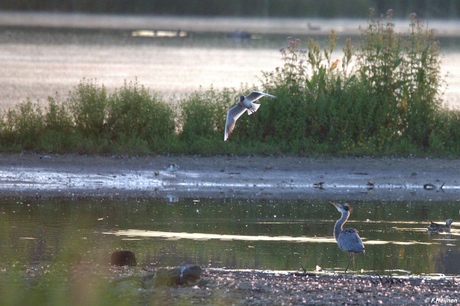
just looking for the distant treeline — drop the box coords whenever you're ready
[1,0,460,19]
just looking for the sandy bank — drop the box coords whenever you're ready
[0,154,458,201]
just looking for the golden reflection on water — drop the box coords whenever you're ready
[104,229,335,243]
[103,229,442,246]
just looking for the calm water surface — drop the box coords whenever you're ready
[1,197,459,276]
[1,21,460,109]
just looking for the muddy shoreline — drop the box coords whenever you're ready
[0,153,458,201]
[105,266,460,305]
[161,268,459,305]
[2,153,460,305]
[17,263,460,305]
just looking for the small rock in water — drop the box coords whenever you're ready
[111,250,137,266]
[152,264,202,287]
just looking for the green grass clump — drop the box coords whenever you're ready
[0,79,178,155]
[0,9,459,156]
[67,78,108,138]
[0,100,44,151]
[105,80,176,154]
[179,87,236,149]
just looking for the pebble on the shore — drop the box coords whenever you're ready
[111,250,137,266]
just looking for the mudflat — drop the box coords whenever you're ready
[0,153,458,201]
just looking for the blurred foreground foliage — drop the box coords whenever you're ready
[0,11,459,157]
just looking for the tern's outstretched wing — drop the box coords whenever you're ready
[245,91,276,102]
[224,103,247,141]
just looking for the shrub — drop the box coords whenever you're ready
[430,109,460,155]
[0,100,44,151]
[40,96,76,152]
[65,79,108,138]
[261,9,446,155]
[179,87,236,144]
[356,9,443,148]
[106,80,176,153]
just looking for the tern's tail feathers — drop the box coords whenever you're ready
[246,103,260,115]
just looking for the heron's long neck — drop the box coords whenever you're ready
[334,211,350,240]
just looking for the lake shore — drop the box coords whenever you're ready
[0,153,458,201]
[156,268,459,305]
[29,264,458,305]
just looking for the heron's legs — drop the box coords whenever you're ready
[344,253,352,273]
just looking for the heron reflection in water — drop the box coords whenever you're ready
[329,201,365,273]
[427,219,453,233]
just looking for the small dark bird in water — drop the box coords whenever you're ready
[330,201,365,273]
[427,219,453,233]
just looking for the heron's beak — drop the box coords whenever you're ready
[329,201,339,208]
[329,201,343,212]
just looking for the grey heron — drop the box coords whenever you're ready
[329,201,365,273]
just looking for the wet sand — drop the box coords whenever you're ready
[0,153,458,201]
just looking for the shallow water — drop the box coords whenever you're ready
[1,16,460,109]
[1,197,458,276]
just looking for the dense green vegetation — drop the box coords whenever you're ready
[1,11,459,157]
[259,10,459,156]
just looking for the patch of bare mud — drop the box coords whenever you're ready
[84,266,460,305]
[0,154,458,201]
